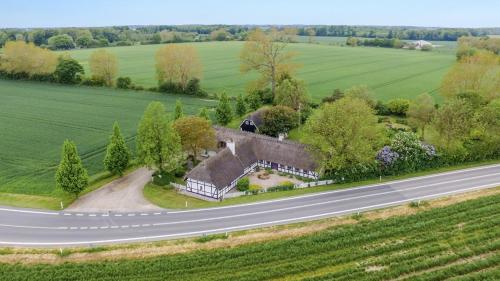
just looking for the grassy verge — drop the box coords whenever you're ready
[144,159,500,209]
[0,166,138,210]
[0,189,497,280]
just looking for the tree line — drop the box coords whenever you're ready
[296,25,499,41]
[0,25,248,50]
[2,25,498,50]
[0,40,207,96]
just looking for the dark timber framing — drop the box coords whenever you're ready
[186,127,318,199]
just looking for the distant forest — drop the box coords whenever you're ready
[1,25,499,50]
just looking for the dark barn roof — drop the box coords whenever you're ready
[187,127,318,189]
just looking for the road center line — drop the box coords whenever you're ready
[0,183,495,246]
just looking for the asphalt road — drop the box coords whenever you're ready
[0,164,499,247]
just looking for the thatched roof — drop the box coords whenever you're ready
[187,127,318,189]
[246,109,265,127]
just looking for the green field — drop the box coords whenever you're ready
[68,41,456,102]
[0,80,216,197]
[1,193,498,280]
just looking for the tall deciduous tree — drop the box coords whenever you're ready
[174,99,184,120]
[274,78,309,111]
[89,49,118,86]
[173,116,216,160]
[407,93,436,139]
[240,28,298,98]
[0,41,57,76]
[235,93,247,116]
[155,44,202,90]
[55,140,89,197]
[441,51,499,102]
[215,92,233,125]
[304,98,384,175]
[136,102,182,173]
[104,122,130,176]
[431,99,474,150]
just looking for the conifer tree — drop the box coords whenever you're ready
[174,99,184,120]
[235,93,247,116]
[104,121,130,176]
[55,140,89,197]
[198,107,210,121]
[215,92,233,125]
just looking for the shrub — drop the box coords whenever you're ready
[267,181,295,192]
[260,105,299,137]
[158,81,182,93]
[173,166,187,178]
[248,184,262,194]
[152,171,174,186]
[387,98,410,116]
[116,77,133,89]
[81,76,106,87]
[236,177,250,191]
[158,79,207,96]
[375,100,390,115]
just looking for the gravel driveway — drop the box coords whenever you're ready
[66,167,162,212]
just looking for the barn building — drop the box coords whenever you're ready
[185,127,318,199]
[239,109,265,133]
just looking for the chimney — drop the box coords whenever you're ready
[278,133,285,142]
[226,139,236,155]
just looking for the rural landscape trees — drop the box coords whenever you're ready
[304,97,383,177]
[173,116,216,161]
[0,41,57,77]
[240,28,298,98]
[104,122,130,176]
[156,44,202,90]
[89,49,118,86]
[55,140,89,198]
[136,102,182,173]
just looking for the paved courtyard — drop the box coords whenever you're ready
[247,170,303,189]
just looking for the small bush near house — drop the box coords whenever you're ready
[236,177,250,191]
[152,171,175,186]
[248,184,262,194]
[267,181,295,192]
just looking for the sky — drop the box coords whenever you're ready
[1,0,499,28]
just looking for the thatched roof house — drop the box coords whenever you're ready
[185,127,318,199]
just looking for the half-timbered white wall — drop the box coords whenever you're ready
[188,160,318,199]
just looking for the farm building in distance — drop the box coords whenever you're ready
[413,40,433,49]
[185,127,318,199]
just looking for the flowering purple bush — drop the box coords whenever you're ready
[376,146,400,167]
[421,143,437,159]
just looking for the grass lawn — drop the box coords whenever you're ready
[144,159,500,209]
[67,41,455,102]
[0,80,216,201]
[2,192,498,280]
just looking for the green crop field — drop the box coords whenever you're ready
[1,193,498,281]
[0,80,216,197]
[68,41,456,102]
